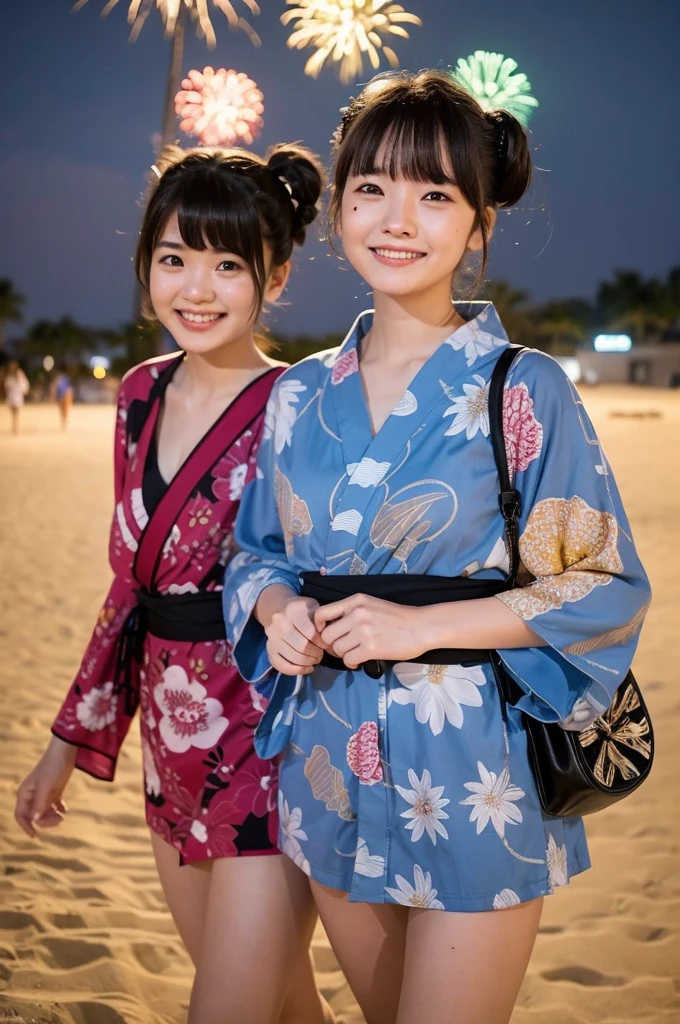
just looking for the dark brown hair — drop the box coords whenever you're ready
[136,144,324,318]
[329,70,532,279]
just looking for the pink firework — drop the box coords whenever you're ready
[175,67,264,147]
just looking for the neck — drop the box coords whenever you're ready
[364,283,463,367]
[175,333,271,399]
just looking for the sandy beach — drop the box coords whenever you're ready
[1,389,678,1024]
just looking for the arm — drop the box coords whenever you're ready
[49,382,140,780]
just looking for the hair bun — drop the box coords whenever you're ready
[267,144,325,244]
[485,109,532,208]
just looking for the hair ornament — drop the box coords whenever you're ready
[277,174,299,211]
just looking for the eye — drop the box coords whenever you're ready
[217,259,241,272]
[159,254,183,266]
[356,183,383,196]
[423,191,452,203]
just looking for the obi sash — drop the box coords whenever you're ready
[300,571,511,679]
[113,365,283,714]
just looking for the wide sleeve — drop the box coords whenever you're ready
[495,351,651,726]
[223,384,302,691]
[51,385,139,780]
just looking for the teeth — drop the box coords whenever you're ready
[373,248,423,260]
[180,311,222,323]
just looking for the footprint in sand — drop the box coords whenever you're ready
[67,1002,127,1024]
[50,912,87,930]
[41,936,110,969]
[73,887,109,901]
[4,853,90,874]
[132,942,170,974]
[0,910,45,933]
[622,922,670,943]
[541,965,625,987]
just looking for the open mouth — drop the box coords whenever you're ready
[177,310,226,324]
[370,247,426,263]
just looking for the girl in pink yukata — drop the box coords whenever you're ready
[15,144,334,1024]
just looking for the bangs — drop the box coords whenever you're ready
[348,112,454,186]
[157,172,262,267]
[342,97,466,186]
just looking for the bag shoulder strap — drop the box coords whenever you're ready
[488,346,525,586]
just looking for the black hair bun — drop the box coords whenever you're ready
[267,144,325,244]
[486,109,532,208]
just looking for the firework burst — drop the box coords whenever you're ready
[175,67,264,146]
[72,0,261,47]
[281,0,422,84]
[452,50,538,125]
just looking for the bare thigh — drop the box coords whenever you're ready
[311,879,408,1024]
[151,829,210,964]
[189,854,320,1024]
[397,898,543,1024]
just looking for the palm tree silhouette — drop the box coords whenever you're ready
[0,279,25,355]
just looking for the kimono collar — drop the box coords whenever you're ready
[331,301,509,375]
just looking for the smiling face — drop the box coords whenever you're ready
[339,154,483,304]
[148,211,288,355]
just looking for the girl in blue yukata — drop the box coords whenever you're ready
[225,71,650,1024]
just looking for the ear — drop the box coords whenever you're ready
[467,207,496,253]
[264,260,292,303]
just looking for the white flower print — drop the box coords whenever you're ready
[463,536,509,577]
[264,379,307,454]
[115,502,137,552]
[460,761,525,838]
[154,666,228,754]
[354,838,385,878]
[230,566,272,623]
[391,663,486,735]
[331,509,364,535]
[546,834,569,887]
[347,457,391,487]
[385,864,445,910]
[75,681,118,732]
[493,888,521,910]
[443,375,490,439]
[229,463,248,501]
[392,390,418,416]
[190,819,208,844]
[162,524,181,557]
[166,582,199,595]
[141,736,161,797]
[278,793,311,875]
[447,322,505,367]
[395,768,450,845]
[130,487,149,530]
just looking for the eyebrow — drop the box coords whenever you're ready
[157,240,185,250]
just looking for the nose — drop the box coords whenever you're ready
[181,266,216,304]
[381,188,417,238]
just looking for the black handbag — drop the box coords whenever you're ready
[488,347,654,817]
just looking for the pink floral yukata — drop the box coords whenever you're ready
[52,354,285,864]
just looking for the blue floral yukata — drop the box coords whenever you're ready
[223,303,650,913]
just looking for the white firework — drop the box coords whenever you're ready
[282,0,422,84]
[73,0,261,47]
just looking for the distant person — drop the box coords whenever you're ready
[14,144,333,1024]
[53,369,74,430]
[4,360,29,434]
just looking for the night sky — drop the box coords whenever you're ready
[1,0,678,341]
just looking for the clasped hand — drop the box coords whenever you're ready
[265,591,428,675]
